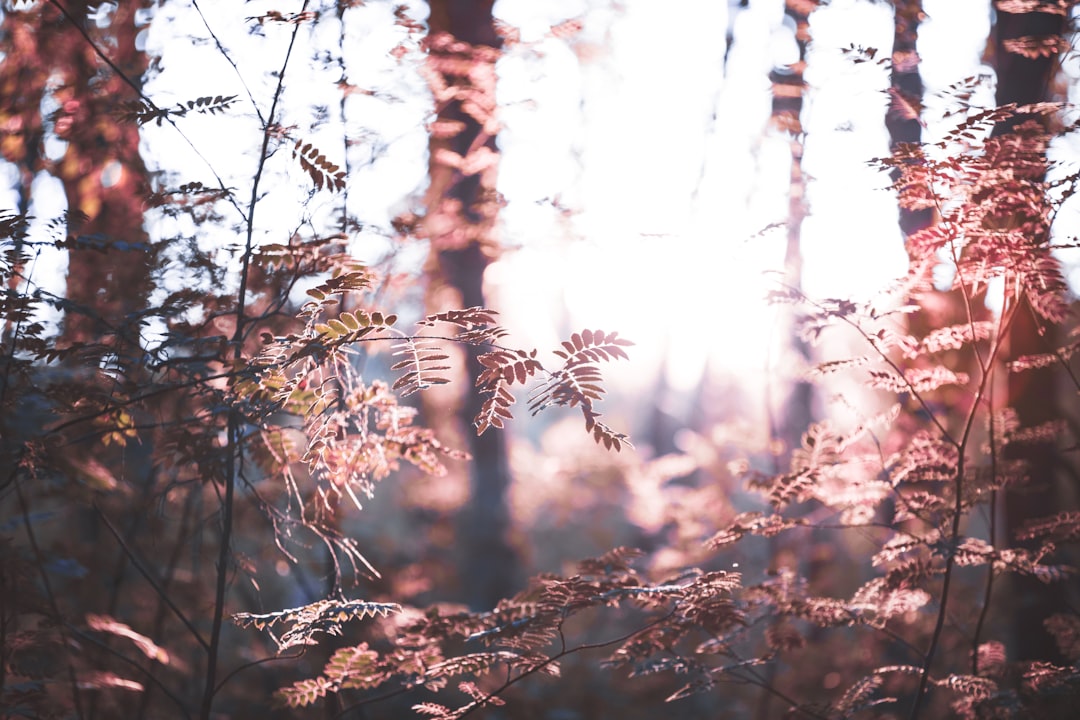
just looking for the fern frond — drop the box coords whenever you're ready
[113,95,239,126]
[914,321,995,356]
[392,337,452,396]
[176,94,239,116]
[113,99,171,126]
[476,348,542,388]
[274,677,335,708]
[233,599,400,651]
[1015,511,1080,543]
[706,512,806,548]
[934,673,998,700]
[868,367,969,394]
[426,651,519,679]
[527,330,632,449]
[1003,35,1070,59]
[249,10,319,25]
[85,614,169,664]
[1021,661,1076,692]
[665,673,715,702]
[474,379,514,434]
[304,270,373,304]
[835,675,883,715]
[324,643,384,689]
[293,139,347,193]
[412,701,455,718]
[419,306,500,330]
[1008,335,1080,371]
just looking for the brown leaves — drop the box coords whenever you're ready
[85,614,170,664]
[293,139,346,193]
[995,0,1073,15]
[392,338,452,396]
[114,95,239,126]
[233,599,400,652]
[1003,34,1071,59]
[528,331,633,450]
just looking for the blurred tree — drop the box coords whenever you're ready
[0,0,151,346]
[422,0,520,609]
[769,0,814,457]
[887,0,933,239]
[990,3,1074,665]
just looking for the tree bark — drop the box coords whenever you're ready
[1,1,152,346]
[992,6,1071,664]
[424,0,520,610]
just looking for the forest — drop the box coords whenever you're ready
[1,0,1079,718]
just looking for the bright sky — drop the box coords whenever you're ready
[493,0,914,393]
[5,0,1078,430]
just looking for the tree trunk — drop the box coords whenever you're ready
[992,6,1071,664]
[887,0,933,239]
[424,0,520,610]
[1,1,151,347]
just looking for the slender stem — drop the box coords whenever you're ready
[47,0,246,220]
[213,651,305,696]
[908,455,964,719]
[12,466,85,719]
[456,611,677,720]
[908,279,1018,720]
[971,489,997,675]
[198,414,237,720]
[136,488,198,717]
[972,380,999,676]
[93,504,209,650]
[191,0,265,126]
[199,6,310,716]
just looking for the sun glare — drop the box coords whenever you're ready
[494,0,921,393]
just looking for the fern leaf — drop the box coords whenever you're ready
[413,701,454,718]
[474,380,515,434]
[1015,511,1080,543]
[526,331,632,449]
[1003,34,1070,59]
[934,674,997,700]
[112,99,171,126]
[1022,661,1075,692]
[293,138,347,193]
[177,94,239,116]
[85,614,169,664]
[391,338,452,396]
[233,599,400,651]
[835,675,883,715]
[274,676,335,708]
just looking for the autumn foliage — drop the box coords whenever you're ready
[2,2,1080,720]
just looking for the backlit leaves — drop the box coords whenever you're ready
[233,598,400,652]
[392,338,452,396]
[85,614,170,664]
[1003,35,1070,59]
[114,95,239,125]
[529,330,633,450]
[293,139,346,193]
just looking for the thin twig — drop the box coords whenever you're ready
[908,265,1018,720]
[455,611,677,720]
[93,504,209,651]
[191,0,265,125]
[45,0,246,221]
[199,4,311,717]
[12,465,86,719]
[972,380,999,675]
